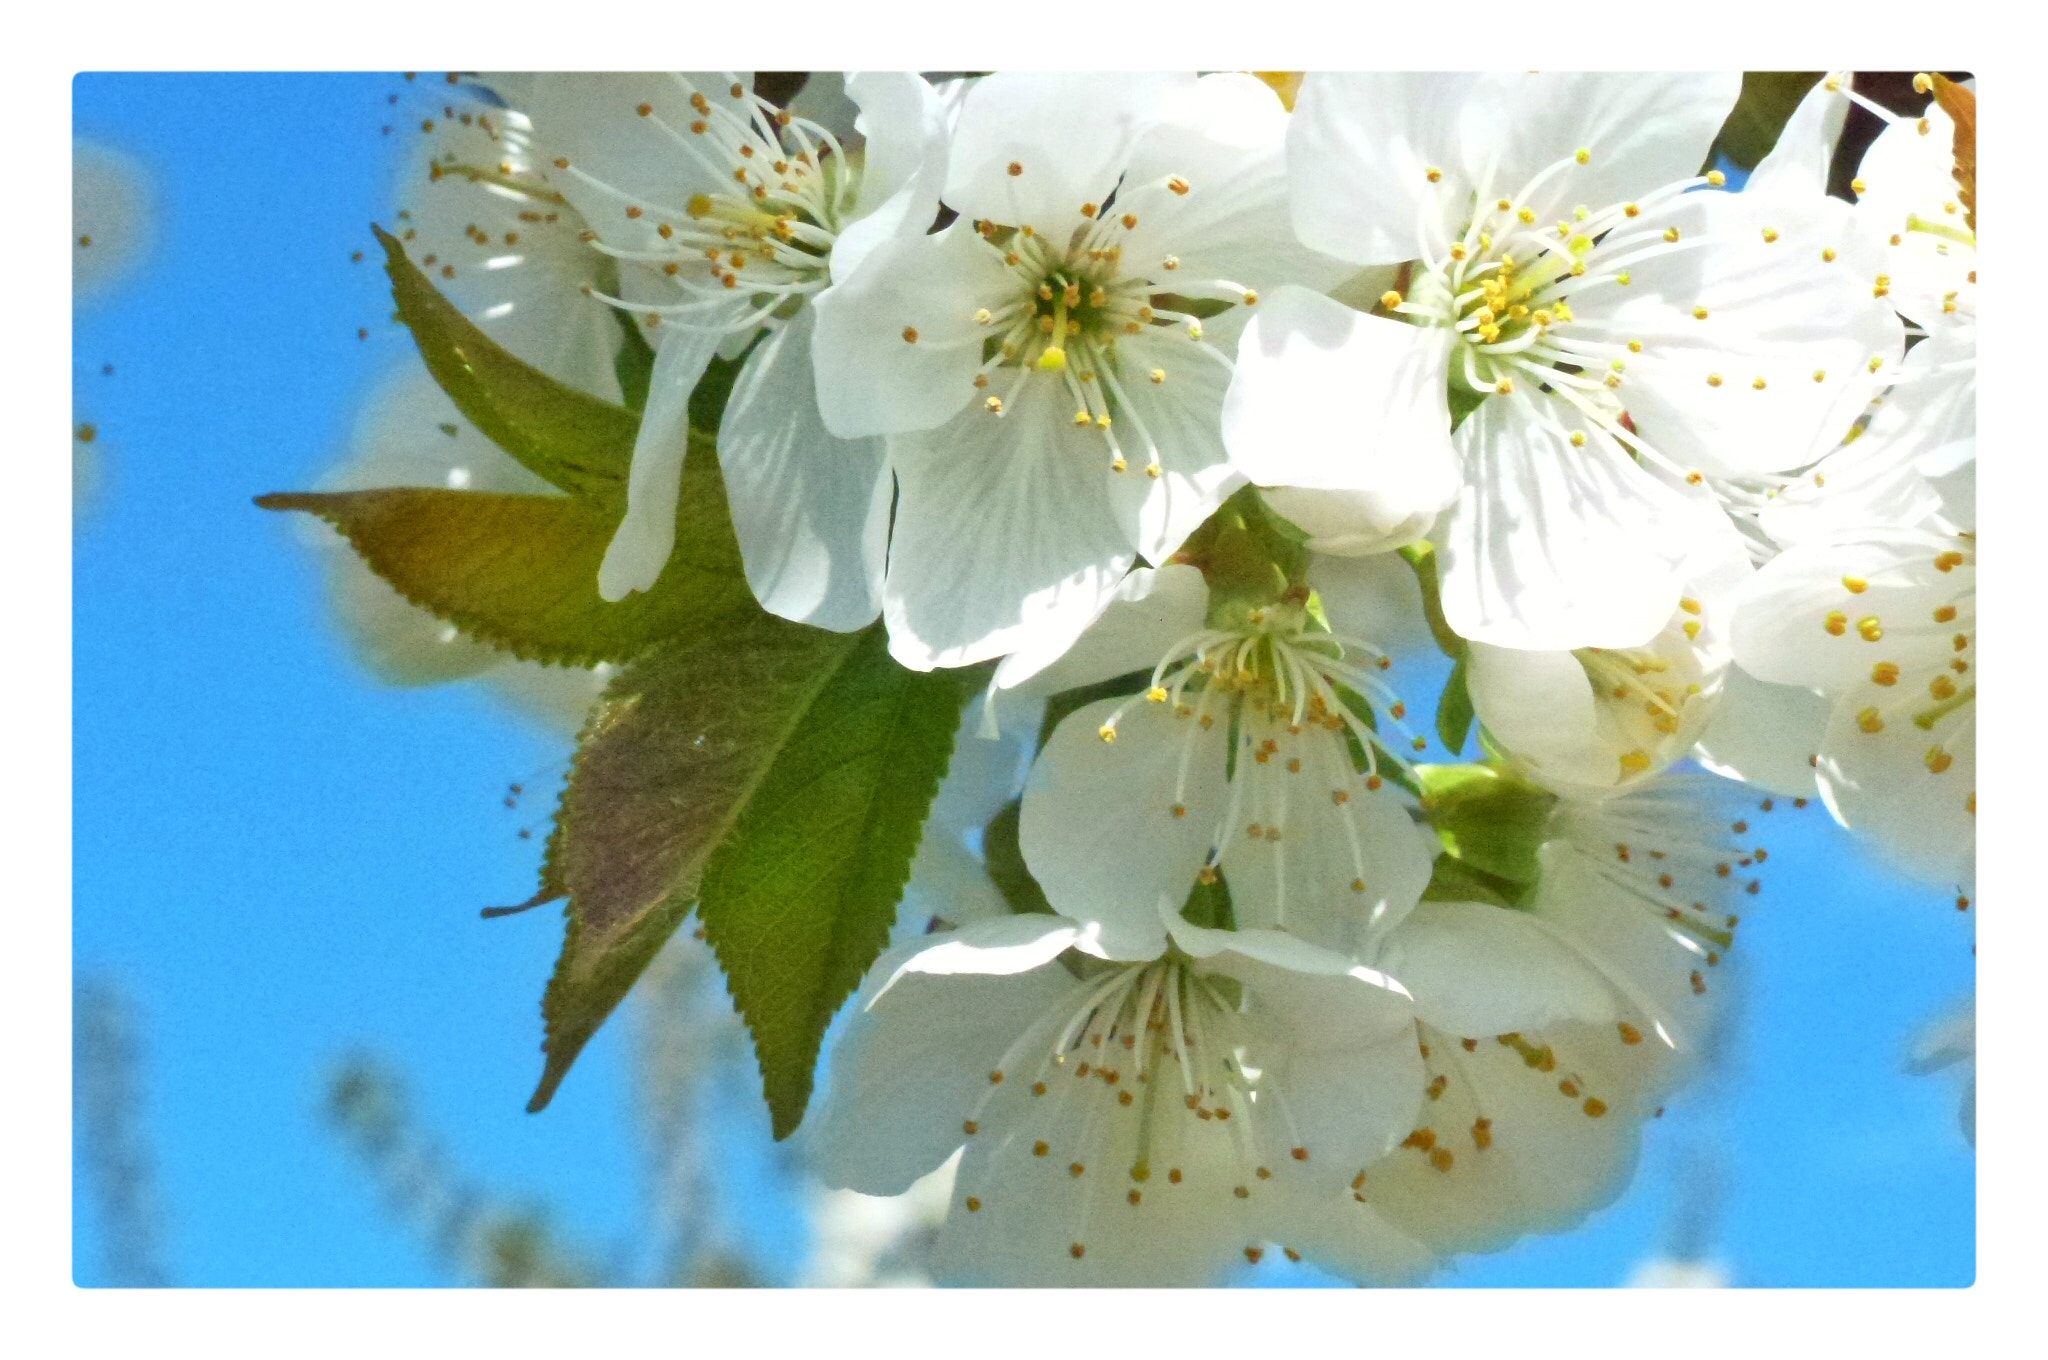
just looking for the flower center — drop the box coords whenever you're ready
[559,76,853,332]
[965,180,1258,477]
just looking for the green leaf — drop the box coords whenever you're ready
[1706,72,1826,172]
[524,617,866,1113]
[375,223,634,503]
[1435,653,1475,756]
[256,462,754,667]
[697,627,974,1138]
[1419,852,1526,911]
[1396,541,1466,661]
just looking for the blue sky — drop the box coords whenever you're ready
[72,72,1973,1288]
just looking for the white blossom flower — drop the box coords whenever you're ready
[1731,528,1975,891]
[1467,553,1748,796]
[804,907,1426,1286]
[1852,76,1976,337]
[1342,775,1767,1261]
[810,72,1347,670]
[1016,564,1436,958]
[1225,73,1905,650]
[529,72,953,628]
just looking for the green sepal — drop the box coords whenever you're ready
[1417,763,1557,890]
[1396,540,1467,661]
[1419,852,1528,911]
[1435,652,1475,756]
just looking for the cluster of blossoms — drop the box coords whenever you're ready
[331,70,1975,1285]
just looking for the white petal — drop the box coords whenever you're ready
[1287,73,1488,265]
[1438,396,1725,650]
[805,928,1081,1196]
[809,220,1013,439]
[1466,644,1606,786]
[1853,104,1976,331]
[717,307,888,630]
[1307,551,1433,658]
[993,563,1210,698]
[1262,486,1439,559]
[1373,901,1616,1039]
[887,912,1090,984]
[941,72,1191,227]
[882,380,1141,670]
[1221,716,1434,953]
[1117,73,1350,295]
[1748,73,1852,197]
[1356,1016,1665,1256]
[395,107,622,401]
[1020,697,1215,961]
[1729,534,1954,691]
[1691,667,1828,797]
[1570,189,1905,477]
[1222,288,1458,518]
[597,321,725,600]
[1109,328,1247,562]
[525,73,747,252]
[1818,681,1975,890]
[1471,72,1739,222]
[831,72,948,281]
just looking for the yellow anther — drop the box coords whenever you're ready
[1495,378,1514,394]
[1425,166,1443,183]
[1628,339,1644,353]
[1381,290,1403,310]
[1664,227,1681,243]
[1693,306,1710,321]
[1850,178,1867,195]
[1824,611,1848,636]
[1926,746,1954,774]
[901,326,919,344]
[1762,227,1780,243]
[1872,662,1901,686]
[1449,244,1468,261]
[1842,576,1869,594]
[1097,723,1117,743]
[1868,355,1885,373]
[1167,176,1190,195]
[1243,290,1259,305]
[1575,147,1591,165]
[1707,374,1723,387]
[1930,674,1957,701]
[1934,605,1958,623]
[1707,170,1726,187]
[1683,619,1702,639]
[1913,72,1934,93]
[1617,271,1632,286]
[1857,707,1885,734]
[1584,1098,1609,1118]
[1038,346,1068,372]
[1121,212,1138,229]
[1857,616,1884,642]
[1570,431,1587,447]
[1813,369,1827,382]
[1822,247,1838,263]
[1752,376,1768,390]
[1680,597,1703,615]
[1149,368,1166,384]
[1518,207,1536,223]
[1080,202,1098,218]
[1073,410,1092,427]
